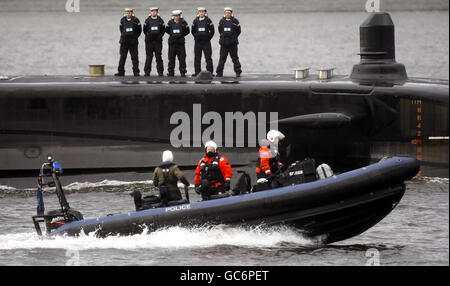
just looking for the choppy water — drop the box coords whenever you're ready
[0,0,448,266]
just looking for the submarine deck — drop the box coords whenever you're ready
[0,74,448,86]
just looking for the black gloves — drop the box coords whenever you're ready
[224,181,231,191]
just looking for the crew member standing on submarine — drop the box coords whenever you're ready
[216,7,242,77]
[115,8,142,77]
[191,7,215,76]
[143,7,165,77]
[165,10,190,77]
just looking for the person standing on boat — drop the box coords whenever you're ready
[256,130,285,181]
[215,7,242,77]
[153,150,190,202]
[194,141,233,200]
[115,8,142,77]
[165,10,190,77]
[143,7,165,76]
[191,7,215,76]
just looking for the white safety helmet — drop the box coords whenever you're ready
[224,7,233,12]
[197,7,207,12]
[162,150,174,162]
[149,7,159,11]
[267,130,285,143]
[204,140,218,152]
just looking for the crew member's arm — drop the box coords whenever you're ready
[135,18,142,37]
[165,21,171,35]
[259,148,272,176]
[153,168,159,187]
[218,19,224,35]
[119,18,124,35]
[234,18,241,37]
[191,19,197,38]
[143,18,148,35]
[183,20,190,36]
[194,160,202,185]
[174,165,190,187]
[219,156,232,182]
[208,18,215,39]
[219,156,232,190]
[159,18,165,37]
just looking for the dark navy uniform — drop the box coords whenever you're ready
[117,16,142,76]
[143,15,165,76]
[192,16,215,75]
[165,18,190,76]
[216,16,242,77]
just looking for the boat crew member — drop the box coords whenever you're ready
[194,141,233,200]
[216,7,242,77]
[256,130,285,180]
[153,150,190,202]
[165,10,190,77]
[143,7,165,76]
[115,8,142,77]
[191,7,215,76]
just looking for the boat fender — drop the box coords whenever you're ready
[316,163,334,179]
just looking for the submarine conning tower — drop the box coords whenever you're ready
[350,12,408,82]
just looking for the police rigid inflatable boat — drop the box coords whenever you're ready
[32,156,420,244]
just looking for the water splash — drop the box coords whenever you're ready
[419,176,449,185]
[0,225,317,251]
[0,179,193,196]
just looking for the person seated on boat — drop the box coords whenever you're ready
[194,140,233,200]
[255,129,285,187]
[153,150,190,204]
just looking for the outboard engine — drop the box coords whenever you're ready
[350,12,408,82]
[32,155,83,235]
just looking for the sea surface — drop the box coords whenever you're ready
[0,176,448,266]
[0,0,448,266]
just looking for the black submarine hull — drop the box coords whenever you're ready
[0,74,447,184]
[1,12,448,184]
[49,157,420,244]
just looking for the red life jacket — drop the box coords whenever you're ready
[195,153,232,188]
